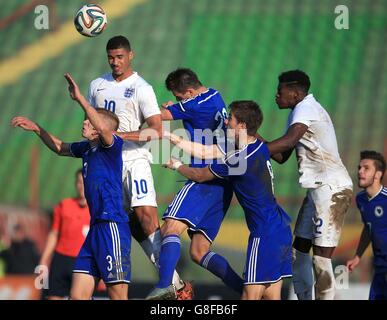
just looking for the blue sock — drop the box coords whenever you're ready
[156,234,181,288]
[200,251,244,294]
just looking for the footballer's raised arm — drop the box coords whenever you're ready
[64,73,114,146]
[164,158,216,183]
[11,116,71,156]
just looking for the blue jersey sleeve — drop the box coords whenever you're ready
[215,134,234,156]
[70,141,89,158]
[210,148,250,178]
[166,100,196,120]
[209,160,228,179]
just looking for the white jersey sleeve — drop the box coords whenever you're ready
[87,83,96,107]
[137,85,161,120]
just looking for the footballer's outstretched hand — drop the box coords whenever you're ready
[164,157,183,170]
[161,101,174,108]
[11,116,39,132]
[64,73,82,101]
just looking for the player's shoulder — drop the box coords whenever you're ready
[225,139,265,162]
[294,93,323,112]
[197,88,220,103]
[90,72,112,85]
[180,88,221,110]
[130,72,153,88]
[381,186,387,198]
[356,190,367,201]
[89,73,113,92]
[113,133,123,143]
[248,139,266,152]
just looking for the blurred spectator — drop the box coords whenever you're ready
[346,151,387,300]
[40,169,90,300]
[0,223,40,274]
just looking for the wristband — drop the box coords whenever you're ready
[172,160,183,170]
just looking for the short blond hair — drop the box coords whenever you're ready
[96,109,120,131]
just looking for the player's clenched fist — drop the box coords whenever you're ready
[164,157,183,170]
[346,255,360,273]
[11,116,39,132]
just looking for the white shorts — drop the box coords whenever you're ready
[294,184,353,247]
[122,158,157,210]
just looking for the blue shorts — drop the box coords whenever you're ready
[243,227,292,284]
[163,180,233,242]
[73,220,131,284]
[369,273,387,300]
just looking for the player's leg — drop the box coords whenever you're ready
[106,282,129,300]
[311,246,336,300]
[241,284,266,300]
[368,273,387,300]
[190,233,243,294]
[70,229,99,300]
[124,160,185,292]
[242,227,292,300]
[156,219,187,288]
[242,281,282,300]
[94,221,132,300]
[188,180,242,293]
[292,194,315,300]
[146,218,188,299]
[70,273,98,300]
[310,185,352,300]
[262,280,283,300]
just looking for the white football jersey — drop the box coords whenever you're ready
[88,72,161,162]
[286,94,352,189]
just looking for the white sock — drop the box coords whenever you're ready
[313,255,335,300]
[139,229,184,290]
[293,249,314,300]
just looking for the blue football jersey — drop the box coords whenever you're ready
[70,135,128,225]
[356,186,387,273]
[209,139,291,236]
[167,88,227,168]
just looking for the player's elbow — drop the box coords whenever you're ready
[287,138,298,150]
[154,126,163,140]
[142,125,162,141]
[191,171,210,183]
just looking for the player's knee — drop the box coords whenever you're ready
[313,245,334,258]
[161,219,186,237]
[69,289,90,300]
[107,285,128,300]
[292,249,314,296]
[312,255,335,299]
[189,247,207,264]
[293,237,312,253]
[134,206,159,234]
[189,236,211,264]
[241,286,263,300]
